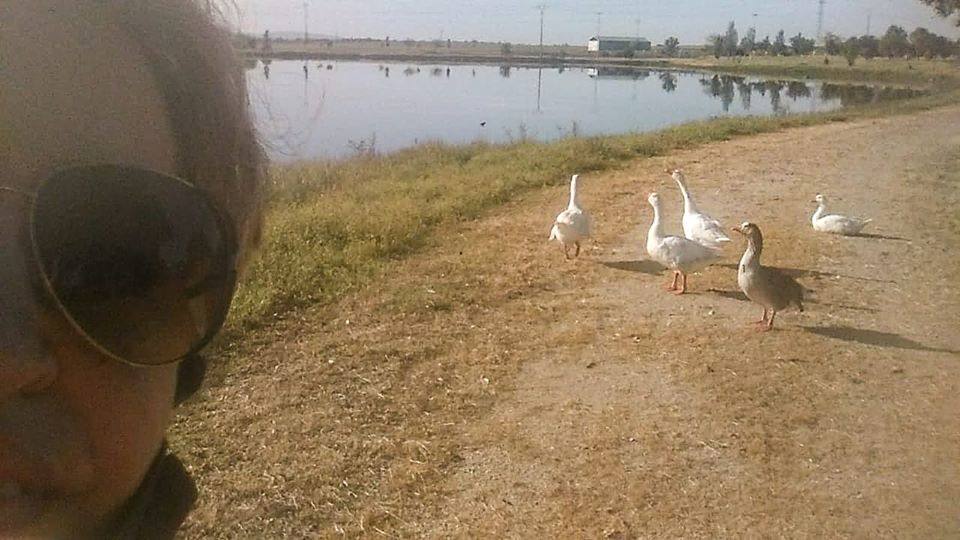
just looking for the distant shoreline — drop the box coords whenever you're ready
[244,49,676,70]
[242,49,953,88]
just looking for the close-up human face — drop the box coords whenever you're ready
[0,2,190,535]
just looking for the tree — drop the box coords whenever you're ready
[910,27,955,57]
[842,37,860,65]
[755,35,771,54]
[501,42,512,55]
[858,35,880,58]
[911,27,936,57]
[824,32,843,55]
[740,27,757,54]
[790,33,816,55]
[724,21,739,56]
[663,36,680,57]
[879,25,911,57]
[771,30,787,55]
[918,0,960,25]
[709,34,723,58]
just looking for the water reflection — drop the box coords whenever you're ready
[659,72,677,93]
[244,60,926,161]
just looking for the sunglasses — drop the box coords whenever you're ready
[2,165,237,366]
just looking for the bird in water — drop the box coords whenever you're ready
[732,222,805,331]
[645,192,722,294]
[811,193,872,235]
[549,174,592,259]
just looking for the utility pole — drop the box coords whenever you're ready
[866,11,871,36]
[595,11,602,60]
[537,4,546,63]
[635,17,641,40]
[303,1,309,43]
[816,0,825,42]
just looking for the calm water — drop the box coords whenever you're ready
[247,60,922,162]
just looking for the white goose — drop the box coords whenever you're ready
[646,192,722,294]
[811,193,872,235]
[549,174,592,259]
[672,169,731,248]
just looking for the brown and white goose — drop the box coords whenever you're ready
[732,222,804,331]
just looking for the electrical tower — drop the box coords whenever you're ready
[816,0,825,41]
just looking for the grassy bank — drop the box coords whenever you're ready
[220,84,960,345]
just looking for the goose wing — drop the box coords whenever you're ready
[757,266,805,310]
[818,213,872,234]
[657,235,721,270]
[555,207,592,238]
[685,211,731,246]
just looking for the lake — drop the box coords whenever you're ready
[246,59,923,162]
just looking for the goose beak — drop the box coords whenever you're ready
[731,226,743,234]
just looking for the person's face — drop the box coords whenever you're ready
[1,2,181,535]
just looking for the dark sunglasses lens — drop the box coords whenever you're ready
[32,166,234,365]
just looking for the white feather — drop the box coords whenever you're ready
[550,174,592,246]
[673,170,731,248]
[811,194,872,235]
[646,193,721,273]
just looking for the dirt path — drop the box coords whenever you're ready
[173,108,960,538]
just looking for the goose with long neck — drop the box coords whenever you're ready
[671,169,730,248]
[646,192,721,294]
[732,222,804,331]
[811,193,872,235]
[549,174,592,259]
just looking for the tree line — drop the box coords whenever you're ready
[707,21,959,63]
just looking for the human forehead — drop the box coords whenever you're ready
[0,1,178,192]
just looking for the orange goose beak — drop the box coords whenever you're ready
[731,225,744,234]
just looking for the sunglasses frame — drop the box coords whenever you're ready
[2,164,239,367]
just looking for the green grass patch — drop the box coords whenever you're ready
[219,86,960,344]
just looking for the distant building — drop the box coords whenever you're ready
[587,36,652,53]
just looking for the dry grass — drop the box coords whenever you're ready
[171,107,960,537]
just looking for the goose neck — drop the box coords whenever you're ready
[812,203,825,222]
[648,201,663,246]
[675,176,697,213]
[740,236,762,270]
[568,176,580,209]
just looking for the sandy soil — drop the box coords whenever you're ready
[173,107,960,538]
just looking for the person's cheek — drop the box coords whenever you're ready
[56,351,178,523]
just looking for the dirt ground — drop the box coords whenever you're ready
[172,107,960,538]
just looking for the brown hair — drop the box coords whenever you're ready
[90,0,265,400]
[96,0,265,264]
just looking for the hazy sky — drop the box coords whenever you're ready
[234,1,960,45]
